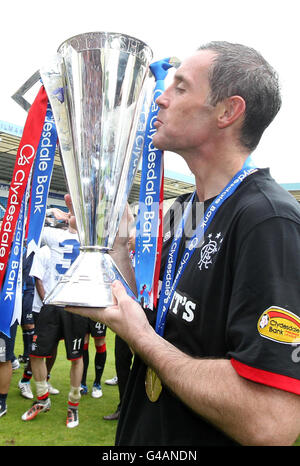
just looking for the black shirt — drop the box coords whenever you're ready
[116,169,300,446]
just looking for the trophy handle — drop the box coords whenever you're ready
[11,70,41,112]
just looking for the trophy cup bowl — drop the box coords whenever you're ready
[40,32,153,307]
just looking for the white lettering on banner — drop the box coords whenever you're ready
[0,165,27,261]
[214,168,256,205]
[164,242,178,299]
[164,250,190,305]
[33,114,55,214]
[18,144,35,166]
[4,264,17,301]
[140,106,162,255]
[151,89,162,113]
[13,218,22,256]
[34,179,47,214]
[4,211,23,301]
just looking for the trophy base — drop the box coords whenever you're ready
[44,249,129,308]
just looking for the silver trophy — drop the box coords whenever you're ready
[38,32,153,307]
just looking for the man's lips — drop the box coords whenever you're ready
[154,117,163,128]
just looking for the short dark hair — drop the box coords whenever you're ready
[198,41,282,151]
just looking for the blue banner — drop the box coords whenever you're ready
[0,192,26,337]
[26,101,57,256]
[135,58,174,309]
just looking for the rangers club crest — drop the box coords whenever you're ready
[198,232,223,270]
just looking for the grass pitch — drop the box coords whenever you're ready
[0,325,119,446]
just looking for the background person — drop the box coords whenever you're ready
[0,322,18,418]
[18,248,35,365]
[18,244,59,399]
[80,320,107,399]
[103,334,132,421]
[21,211,88,428]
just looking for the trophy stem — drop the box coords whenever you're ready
[44,249,128,308]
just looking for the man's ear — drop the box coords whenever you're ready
[217,96,246,128]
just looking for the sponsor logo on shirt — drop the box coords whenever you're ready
[258,306,300,344]
[170,290,196,323]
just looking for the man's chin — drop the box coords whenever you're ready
[152,135,166,151]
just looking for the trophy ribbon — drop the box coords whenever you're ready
[0,189,26,336]
[26,99,57,256]
[135,57,178,312]
[0,86,48,294]
[135,57,178,402]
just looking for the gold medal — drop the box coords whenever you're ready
[145,367,162,402]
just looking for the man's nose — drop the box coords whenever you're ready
[156,88,169,109]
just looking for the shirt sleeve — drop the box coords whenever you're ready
[29,247,48,281]
[227,216,300,395]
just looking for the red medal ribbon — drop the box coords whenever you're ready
[0,86,48,291]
